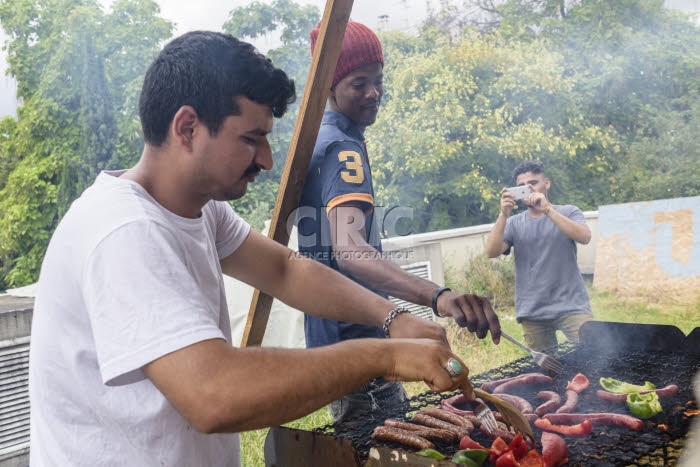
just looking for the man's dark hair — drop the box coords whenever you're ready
[139,31,296,146]
[512,160,545,183]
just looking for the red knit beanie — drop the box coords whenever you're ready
[310,20,384,88]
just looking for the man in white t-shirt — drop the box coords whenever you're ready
[28,31,496,466]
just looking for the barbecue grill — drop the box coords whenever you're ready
[264,321,700,466]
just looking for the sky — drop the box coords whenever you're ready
[0,0,697,118]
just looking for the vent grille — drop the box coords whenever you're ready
[389,261,434,321]
[0,339,30,455]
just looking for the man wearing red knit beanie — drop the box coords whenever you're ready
[297,21,501,428]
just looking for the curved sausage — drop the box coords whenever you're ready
[440,395,484,427]
[410,413,470,438]
[596,384,680,403]
[555,390,579,413]
[479,421,517,444]
[536,391,563,417]
[543,413,644,431]
[480,375,523,393]
[418,408,475,432]
[493,374,554,394]
[383,419,459,442]
[371,426,434,450]
[492,393,534,414]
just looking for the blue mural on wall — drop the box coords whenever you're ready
[598,196,700,278]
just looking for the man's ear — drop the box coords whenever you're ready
[171,106,198,150]
[544,177,551,190]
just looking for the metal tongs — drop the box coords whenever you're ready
[500,331,564,375]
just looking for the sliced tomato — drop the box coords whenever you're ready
[489,436,510,464]
[507,432,528,460]
[566,373,590,393]
[534,418,593,436]
[519,449,545,467]
[495,451,520,467]
[459,434,488,451]
[491,436,509,456]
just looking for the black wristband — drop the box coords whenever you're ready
[431,287,451,318]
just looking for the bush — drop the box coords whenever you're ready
[447,253,515,311]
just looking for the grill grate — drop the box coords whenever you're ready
[315,342,699,466]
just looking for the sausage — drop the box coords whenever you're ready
[535,391,563,417]
[383,419,458,442]
[595,384,680,403]
[493,374,554,394]
[480,372,550,393]
[441,394,476,415]
[479,421,517,444]
[371,425,435,450]
[491,393,534,414]
[480,375,523,393]
[410,413,470,438]
[412,428,458,444]
[440,395,481,426]
[541,431,569,467]
[555,390,579,413]
[543,413,644,431]
[418,408,475,432]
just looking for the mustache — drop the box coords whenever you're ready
[243,165,262,178]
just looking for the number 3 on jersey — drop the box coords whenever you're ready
[338,151,365,184]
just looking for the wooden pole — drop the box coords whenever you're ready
[241,0,354,347]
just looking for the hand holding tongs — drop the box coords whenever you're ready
[500,331,564,375]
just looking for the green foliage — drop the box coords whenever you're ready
[371,30,617,231]
[0,0,172,287]
[0,155,60,288]
[222,0,320,228]
[1,0,698,287]
[446,253,515,311]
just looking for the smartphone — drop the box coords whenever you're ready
[506,186,531,200]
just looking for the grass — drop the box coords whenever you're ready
[239,286,700,466]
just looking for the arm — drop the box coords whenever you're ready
[528,193,591,244]
[329,204,500,341]
[143,337,473,433]
[220,228,447,343]
[485,188,514,258]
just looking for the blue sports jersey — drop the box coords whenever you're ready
[297,110,385,348]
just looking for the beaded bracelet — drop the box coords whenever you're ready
[382,306,410,338]
[431,287,452,318]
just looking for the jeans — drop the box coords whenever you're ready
[329,377,407,429]
[521,313,593,352]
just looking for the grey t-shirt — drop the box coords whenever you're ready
[503,205,592,322]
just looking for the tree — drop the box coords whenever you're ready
[0,0,172,289]
[222,0,319,230]
[371,29,617,232]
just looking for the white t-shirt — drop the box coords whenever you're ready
[29,170,251,466]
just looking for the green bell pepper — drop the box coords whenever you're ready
[599,377,655,394]
[416,448,446,460]
[451,449,489,466]
[627,392,663,419]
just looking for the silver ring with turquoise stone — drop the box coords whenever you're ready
[445,358,462,377]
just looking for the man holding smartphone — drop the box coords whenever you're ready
[485,160,593,352]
